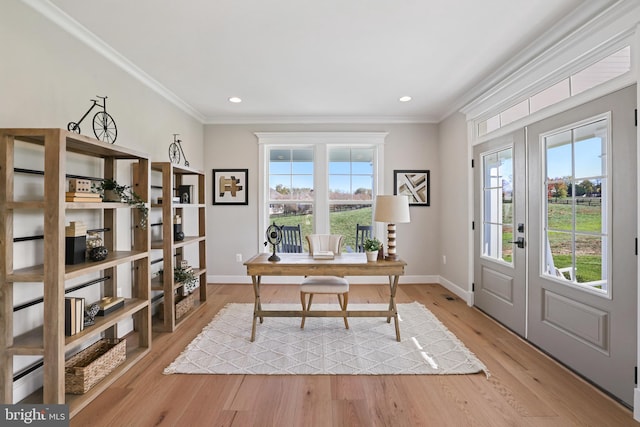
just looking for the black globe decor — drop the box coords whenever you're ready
[265,223,283,262]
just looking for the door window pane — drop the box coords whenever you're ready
[543,119,608,292]
[482,147,513,263]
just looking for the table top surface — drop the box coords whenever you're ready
[244,253,406,277]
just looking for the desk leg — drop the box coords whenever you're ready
[388,275,401,342]
[250,275,263,342]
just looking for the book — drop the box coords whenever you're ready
[76,298,85,333]
[66,196,103,203]
[65,191,100,198]
[65,297,76,336]
[313,251,335,260]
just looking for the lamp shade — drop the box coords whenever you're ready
[374,195,410,223]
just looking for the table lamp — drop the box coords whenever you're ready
[374,195,411,260]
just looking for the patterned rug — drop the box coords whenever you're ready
[164,302,488,376]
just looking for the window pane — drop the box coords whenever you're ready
[546,131,572,180]
[530,79,570,113]
[547,194,572,231]
[500,99,529,126]
[351,148,373,174]
[329,175,350,199]
[571,46,631,95]
[269,203,314,252]
[546,231,573,280]
[482,147,513,263]
[352,175,373,200]
[575,181,602,233]
[269,148,314,201]
[329,147,374,201]
[329,148,350,174]
[574,120,606,179]
[329,205,372,252]
[575,234,603,285]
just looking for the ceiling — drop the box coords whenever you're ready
[44,0,587,124]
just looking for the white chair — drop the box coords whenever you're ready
[300,234,349,329]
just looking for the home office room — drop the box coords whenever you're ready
[1,0,639,426]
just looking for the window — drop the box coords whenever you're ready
[482,147,513,263]
[268,148,314,248]
[477,46,631,137]
[329,147,374,250]
[542,118,609,293]
[257,132,386,253]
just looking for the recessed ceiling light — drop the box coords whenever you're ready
[399,96,412,102]
[228,97,242,103]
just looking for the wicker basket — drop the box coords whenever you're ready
[158,293,195,320]
[175,293,195,319]
[65,338,126,394]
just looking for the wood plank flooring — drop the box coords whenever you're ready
[71,284,637,426]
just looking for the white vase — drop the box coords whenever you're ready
[366,250,378,262]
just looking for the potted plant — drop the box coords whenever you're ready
[94,178,148,229]
[363,237,382,262]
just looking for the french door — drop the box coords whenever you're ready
[527,85,636,406]
[473,131,527,336]
[474,85,637,406]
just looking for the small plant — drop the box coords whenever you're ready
[94,178,148,229]
[363,237,382,252]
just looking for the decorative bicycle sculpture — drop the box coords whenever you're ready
[67,96,118,144]
[168,134,190,167]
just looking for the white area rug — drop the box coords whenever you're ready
[164,302,488,376]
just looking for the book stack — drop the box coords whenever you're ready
[65,297,85,336]
[65,191,102,203]
[313,251,335,260]
[67,178,101,202]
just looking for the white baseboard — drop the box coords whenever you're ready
[13,367,43,404]
[438,276,473,306]
[207,275,439,285]
[635,388,640,421]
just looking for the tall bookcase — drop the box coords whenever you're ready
[0,128,151,417]
[150,162,207,332]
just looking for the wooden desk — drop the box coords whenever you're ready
[244,253,406,342]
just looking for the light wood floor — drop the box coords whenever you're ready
[71,284,636,426]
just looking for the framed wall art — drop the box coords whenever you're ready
[394,170,430,206]
[212,169,248,205]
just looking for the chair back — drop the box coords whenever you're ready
[277,224,303,253]
[355,224,373,253]
[306,234,344,255]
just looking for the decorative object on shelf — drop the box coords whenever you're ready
[84,303,100,327]
[158,293,195,320]
[69,178,92,192]
[168,134,190,166]
[394,170,430,206]
[89,246,108,261]
[65,338,126,394]
[174,265,197,294]
[97,296,125,316]
[86,231,105,258]
[65,221,87,265]
[178,185,193,204]
[363,237,382,262]
[173,214,184,241]
[94,178,148,229]
[67,95,118,144]
[374,195,411,261]
[212,168,248,205]
[264,222,283,262]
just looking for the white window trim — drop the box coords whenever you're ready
[255,132,387,253]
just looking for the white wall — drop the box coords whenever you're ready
[1,0,204,401]
[204,123,441,283]
[437,112,472,301]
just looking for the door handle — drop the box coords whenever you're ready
[509,237,525,249]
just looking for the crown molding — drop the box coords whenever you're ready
[21,0,206,123]
[205,114,438,125]
[451,0,625,121]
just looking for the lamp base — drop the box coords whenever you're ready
[384,254,399,261]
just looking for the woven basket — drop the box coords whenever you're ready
[175,293,195,319]
[65,338,126,394]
